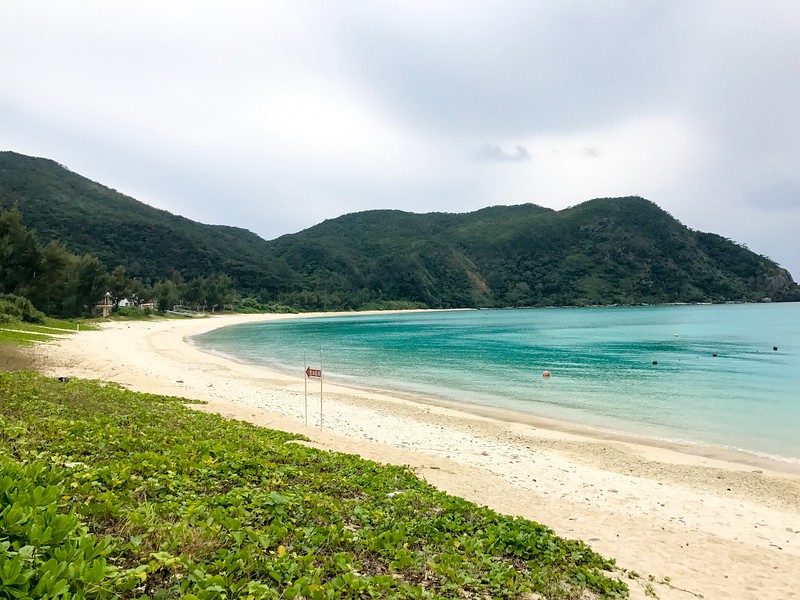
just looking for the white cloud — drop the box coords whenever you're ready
[476,114,706,210]
[474,144,531,163]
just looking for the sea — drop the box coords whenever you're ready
[194,303,800,465]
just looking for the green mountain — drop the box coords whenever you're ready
[266,199,798,307]
[0,151,299,294]
[1,150,797,309]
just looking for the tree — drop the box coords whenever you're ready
[27,240,72,315]
[204,274,233,313]
[0,205,42,297]
[108,265,131,308]
[184,276,206,310]
[153,279,181,312]
[126,277,146,305]
[61,255,109,316]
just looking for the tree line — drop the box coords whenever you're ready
[0,205,237,319]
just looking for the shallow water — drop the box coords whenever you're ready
[195,303,800,463]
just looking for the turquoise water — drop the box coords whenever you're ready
[195,304,800,463]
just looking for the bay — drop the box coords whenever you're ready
[195,303,800,463]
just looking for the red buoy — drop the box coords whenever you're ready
[542,370,551,377]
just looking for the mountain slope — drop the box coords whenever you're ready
[0,151,299,294]
[2,151,797,308]
[267,197,798,307]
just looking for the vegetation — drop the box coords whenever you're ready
[0,371,629,598]
[0,204,237,318]
[0,294,45,325]
[0,151,299,296]
[2,150,798,314]
[0,311,87,347]
[266,201,800,308]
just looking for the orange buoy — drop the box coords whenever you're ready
[542,370,551,377]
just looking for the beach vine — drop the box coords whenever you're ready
[0,371,628,598]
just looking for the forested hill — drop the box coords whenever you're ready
[1,150,798,309]
[0,151,300,294]
[265,199,798,307]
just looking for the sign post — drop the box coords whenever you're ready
[303,351,308,426]
[304,352,323,429]
[304,366,322,378]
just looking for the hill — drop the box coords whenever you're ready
[0,151,300,294]
[2,151,797,309]
[268,198,798,307]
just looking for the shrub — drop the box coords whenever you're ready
[116,306,153,318]
[0,294,45,324]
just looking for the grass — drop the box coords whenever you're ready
[0,371,628,599]
[0,316,97,345]
[0,317,98,344]
[0,329,55,345]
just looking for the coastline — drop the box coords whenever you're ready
[35,312,800,600]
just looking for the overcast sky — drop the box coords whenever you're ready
[2,1,799,278]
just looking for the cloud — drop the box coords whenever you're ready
[582,145,601,158]
[474,144,531,163]
[1,1,800,278]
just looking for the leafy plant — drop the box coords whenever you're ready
[0,371,629,598]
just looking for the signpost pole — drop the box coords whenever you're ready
[303,351,308,426]
[303,362,323,429]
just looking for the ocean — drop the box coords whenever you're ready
[194,303,800,464]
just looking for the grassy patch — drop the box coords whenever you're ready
[0,329,54,345]
[0,318,96,345]
[0,372,628,599]
[6,323,72,335]
[43,317,98,331]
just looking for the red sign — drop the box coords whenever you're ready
[305,367,322,378]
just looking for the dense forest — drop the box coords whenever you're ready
[0,205,241,320]
[1,150,798,318]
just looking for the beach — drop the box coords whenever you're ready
[35,313,800,600]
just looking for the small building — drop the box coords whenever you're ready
[97,291,113,317]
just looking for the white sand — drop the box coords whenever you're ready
[35,313,800,600]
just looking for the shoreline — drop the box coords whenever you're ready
[190,312,800,475]
[34,311,800,600]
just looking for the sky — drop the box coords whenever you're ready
[2,1,799,278]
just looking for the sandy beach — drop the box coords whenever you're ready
[34,313,800,600]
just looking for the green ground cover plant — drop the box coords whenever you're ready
[0,372,628,598]
[0,316,92,346]
[0,330,53,345]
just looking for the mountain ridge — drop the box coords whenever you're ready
[1,150,797,309]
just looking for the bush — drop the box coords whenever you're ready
[234,297,299,314]
[116,306,153,318]
[0,294,46,324]
[358,300,428,311]
[0,312,18,324]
